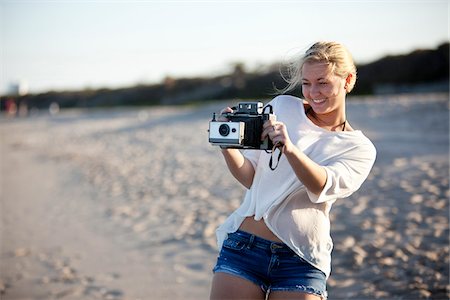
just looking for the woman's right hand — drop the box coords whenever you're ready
[218,107,234,122]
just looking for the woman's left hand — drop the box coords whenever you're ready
[261,120,294,152]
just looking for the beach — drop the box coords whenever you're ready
[1,93,449,299]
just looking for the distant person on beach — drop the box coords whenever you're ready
[210,42,376,300]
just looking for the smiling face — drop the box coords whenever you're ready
[301,61,348,117]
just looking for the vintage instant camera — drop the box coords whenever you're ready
[208,102,276,150]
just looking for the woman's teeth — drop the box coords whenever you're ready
[312,99,326,104]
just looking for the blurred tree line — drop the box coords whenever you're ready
[1,42,448,111]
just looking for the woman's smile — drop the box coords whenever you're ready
[311,98,326,104]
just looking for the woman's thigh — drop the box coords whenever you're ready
[268,291,322,300]
[210,272,266,300]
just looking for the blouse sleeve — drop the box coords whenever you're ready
[306,142,377,203]
[242,149,261,170]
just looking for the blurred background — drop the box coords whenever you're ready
[0,1,448,111]
[0,1,449,300]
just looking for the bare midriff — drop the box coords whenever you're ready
[238,216,283,243]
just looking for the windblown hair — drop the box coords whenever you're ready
[280,41,357,94]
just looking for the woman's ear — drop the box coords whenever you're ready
[344,73,353,92]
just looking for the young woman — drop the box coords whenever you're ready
[210,41,376,300]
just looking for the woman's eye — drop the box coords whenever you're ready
[319,82,328,85]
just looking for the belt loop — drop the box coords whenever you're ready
[247,234,255,249]
[270,243,283,253]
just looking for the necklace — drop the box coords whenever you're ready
[306,106,346,131]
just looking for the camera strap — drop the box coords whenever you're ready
[263,104,273,114]
[268,142,283,171]
[263,103,281,170]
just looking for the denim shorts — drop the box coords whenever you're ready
[213,230,327,299]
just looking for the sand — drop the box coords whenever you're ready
[1,93,449,299]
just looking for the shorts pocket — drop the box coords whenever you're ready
[222,237,246,251]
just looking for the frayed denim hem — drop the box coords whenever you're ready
[214,266,328,299]
[269,285,328,299]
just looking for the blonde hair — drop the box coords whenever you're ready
[280,41,357,94]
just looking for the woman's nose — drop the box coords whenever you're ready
[310,84,321,98]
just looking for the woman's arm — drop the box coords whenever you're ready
[216,106,256,189]
[221,149,255,189]
[282,144,327,195]
[262,121,327,195]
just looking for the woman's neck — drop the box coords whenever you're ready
[306,106,347,131]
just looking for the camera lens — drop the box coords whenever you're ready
[219,124,230,136]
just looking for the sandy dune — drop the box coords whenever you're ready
[1,93,448,299]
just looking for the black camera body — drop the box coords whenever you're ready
[208,102,276,150]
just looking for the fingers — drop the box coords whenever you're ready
[261,120,283,141]
[261,121,274,139]
[220,107,233,115]
[218,107,233,121]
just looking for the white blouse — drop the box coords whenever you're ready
[216,95,376,278]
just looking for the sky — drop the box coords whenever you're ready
[0,0,448,95]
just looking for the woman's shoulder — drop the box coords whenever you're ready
[341,131,377,160]
[269,95,306,113]
[271,94,304,104]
